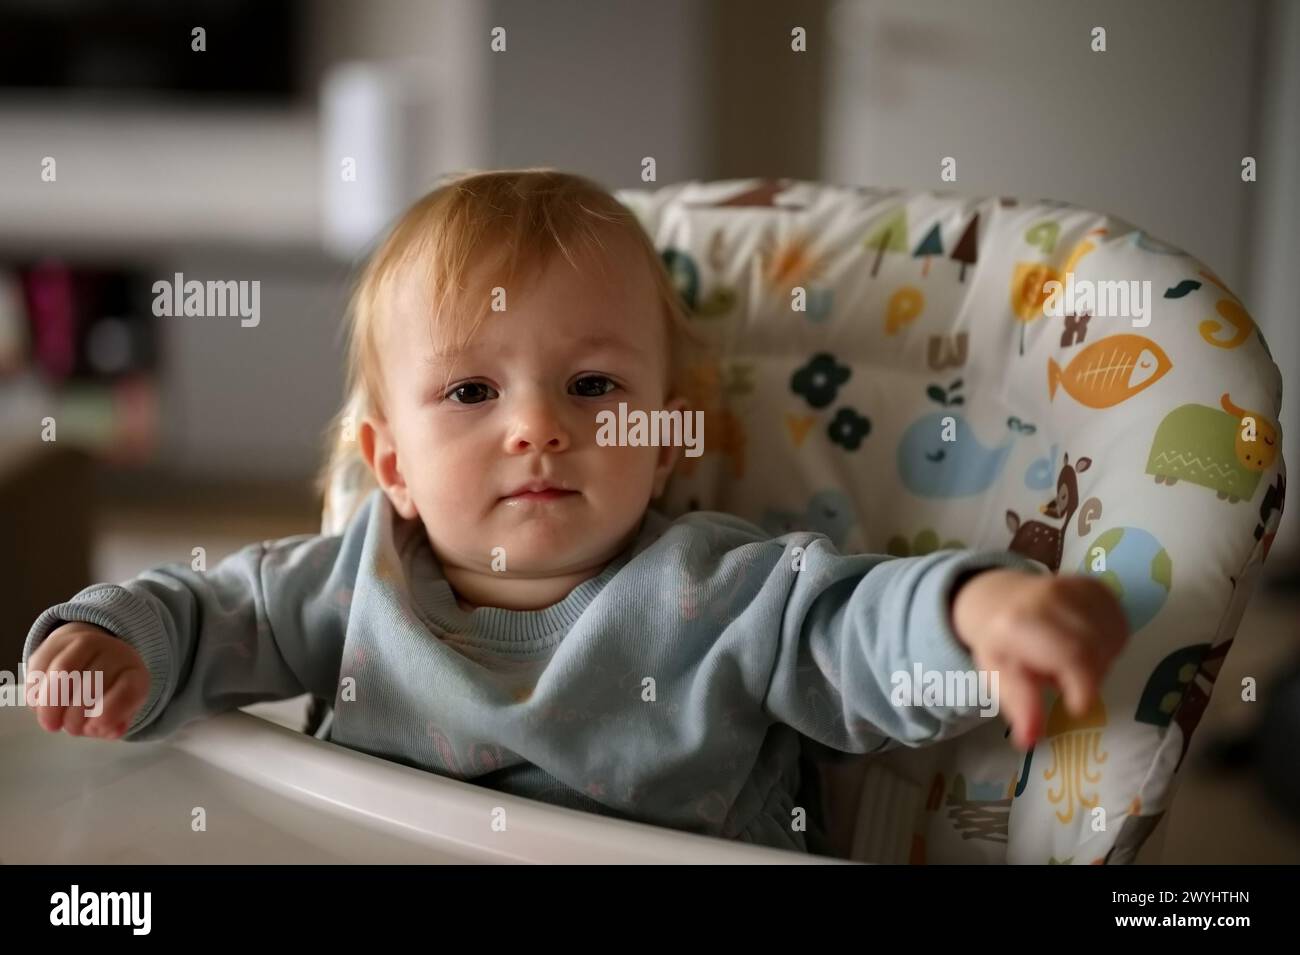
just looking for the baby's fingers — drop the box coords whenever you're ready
[27,626,80,675]
[34,699,68,733]
[1004,617,1102,718]
[31,650,98,734]
[96,668,149,737]
[32,672,85,734]
[45,671,105,737]
[995,665,1043,751]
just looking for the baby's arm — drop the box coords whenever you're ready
[23,526,362,742]
[764,538,1126,753]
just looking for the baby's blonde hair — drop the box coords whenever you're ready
[315,168,702,527]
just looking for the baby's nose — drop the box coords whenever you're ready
[506,402,572,453]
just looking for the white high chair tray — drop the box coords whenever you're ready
[0,705,834,864]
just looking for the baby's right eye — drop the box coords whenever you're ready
[445,382,498,404]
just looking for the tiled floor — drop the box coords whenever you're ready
[90,495,1300,864]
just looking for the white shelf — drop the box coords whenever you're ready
[0,100,323,255]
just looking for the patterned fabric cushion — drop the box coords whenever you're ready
[323,177,1286,864]
[619,178,1286,864]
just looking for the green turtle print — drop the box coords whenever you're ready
[1145,393,1279,503]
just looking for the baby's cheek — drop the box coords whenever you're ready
[598,443,659,487]
[429,483,485,526]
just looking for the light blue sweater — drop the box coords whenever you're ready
[24,489,1041,852]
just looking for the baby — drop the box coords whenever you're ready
[23,169,1128,853]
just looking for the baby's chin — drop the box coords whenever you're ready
[421,519,600,573]
[482,531,623,577]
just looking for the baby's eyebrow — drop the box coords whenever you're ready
[423,350,461,365]
[422,334,643,365]
[571,334,644,357]
[422,341,478,365]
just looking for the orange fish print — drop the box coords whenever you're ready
[1047,334,1171,409]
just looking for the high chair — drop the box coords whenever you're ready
[319,178,1287,864]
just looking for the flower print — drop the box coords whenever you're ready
[791,353,850,409]
[828,408,871,450]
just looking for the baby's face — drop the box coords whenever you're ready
[365,238,684,584]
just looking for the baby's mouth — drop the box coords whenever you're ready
[504,489,577,503]
[499,481,579,505]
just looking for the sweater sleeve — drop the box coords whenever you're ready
[21,520,366,742]
[763,537,1049,754]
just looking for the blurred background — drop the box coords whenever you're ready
[0,0,1296,862]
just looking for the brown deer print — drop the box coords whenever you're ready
[1006,453,1092,572]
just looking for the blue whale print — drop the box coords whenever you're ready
[898,412,1016,497]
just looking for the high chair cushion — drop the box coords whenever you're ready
[618,178,1286,864]
[323,178,1286,865]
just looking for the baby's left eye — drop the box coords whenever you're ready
[571,375,617,398]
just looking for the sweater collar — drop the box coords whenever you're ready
[398,507,670,643]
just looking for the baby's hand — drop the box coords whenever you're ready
[26,622,149,739]
[951,569,1129,751]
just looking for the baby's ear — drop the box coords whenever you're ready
[651,395,693,498]
[360,415,418,520]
